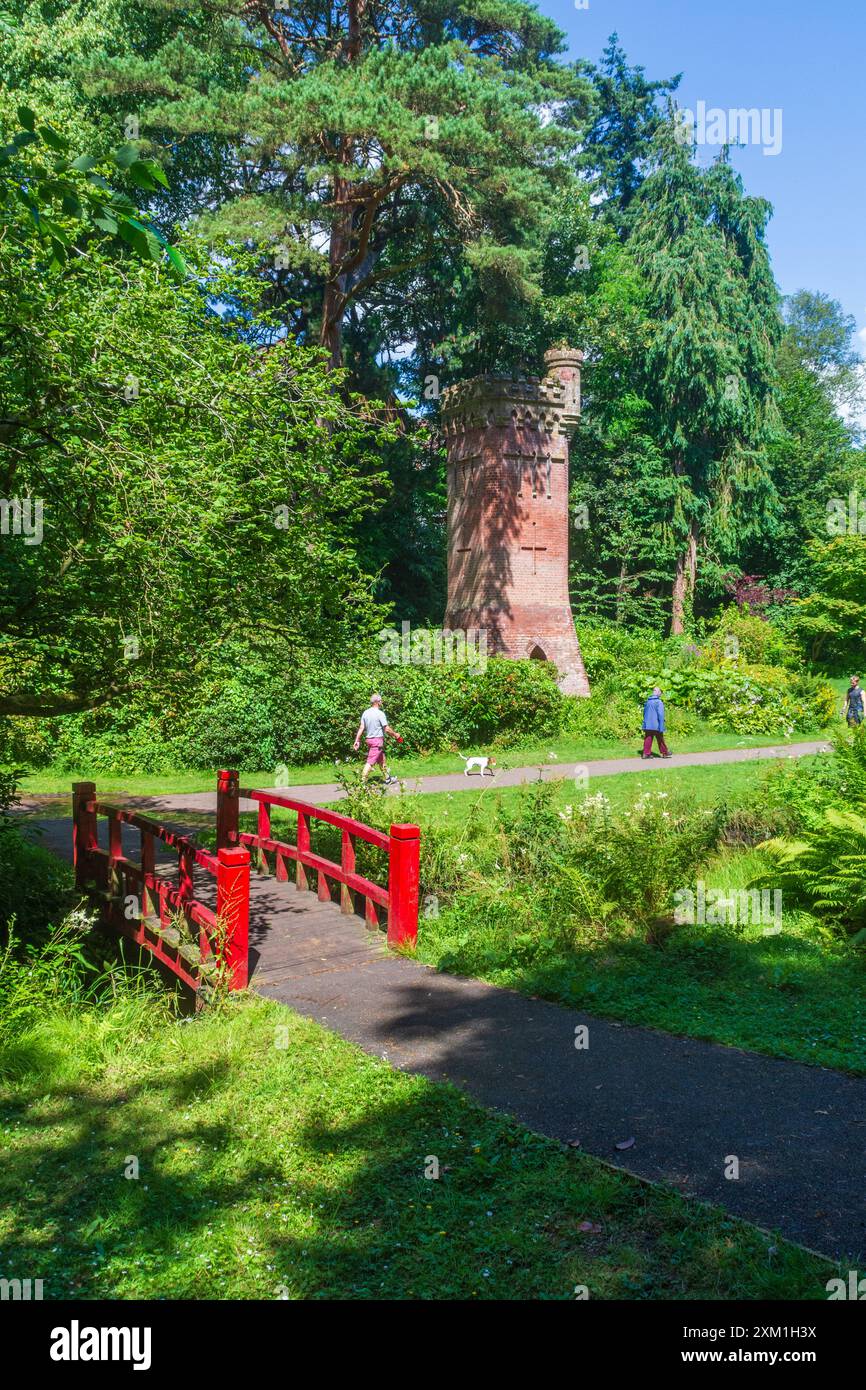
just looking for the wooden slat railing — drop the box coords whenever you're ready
[72,782,249,992]
[71,769,421,995]
[220,770,419,947]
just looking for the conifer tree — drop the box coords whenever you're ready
[629,126,781,632]
[77,0,587,369]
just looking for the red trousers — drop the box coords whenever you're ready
[642,730,670,756]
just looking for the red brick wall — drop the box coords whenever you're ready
[442,352,590,696]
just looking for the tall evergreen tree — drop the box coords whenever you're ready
[577,33,680,234]
[629,125,782,632]
[61,0,589,372]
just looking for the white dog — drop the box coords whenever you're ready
[460,754,497,777]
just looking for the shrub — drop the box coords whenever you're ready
[558,789,726,942]
[702,605,801,668]
[1,657,566,775]
[618,661,834,736]
[754,730,866,940]
[0,774,75,938]
[562,688,698,743]
[575,619,667,684]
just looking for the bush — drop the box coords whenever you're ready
[558,789,726,942]
[575,619,667,684]
[562,688,698,743]
[0,656,566,775]
[702,605,801,669]
[0,772,75,938]
[754,729,866,940]
[618,661,834,736]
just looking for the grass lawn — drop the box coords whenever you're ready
[416,848,866,1076]
[378,754,830,828]
[0,994,835,1300]
[381,758,866,1076]
[19,726,828,797]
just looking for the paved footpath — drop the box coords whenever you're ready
[19,739,831,816]
[30,734,864,1265]
[258,925,866,1264]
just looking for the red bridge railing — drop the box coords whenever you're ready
[218,770,420,949]
[71,771,420,993]
[72,781,249,992]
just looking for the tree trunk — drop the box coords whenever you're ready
[671,519,699,635]
[319,0,366,370]
[320,177,351,370]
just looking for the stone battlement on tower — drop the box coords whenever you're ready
[440,347,583,439]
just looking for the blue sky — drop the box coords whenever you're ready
[547,0,865,355]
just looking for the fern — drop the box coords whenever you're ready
[756,806,866,937]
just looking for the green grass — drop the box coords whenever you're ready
[416,847,866,1076]
[393,755,866,1075]
[18,727,826,797]
[0,993,834,1300]
[381,755,829,830]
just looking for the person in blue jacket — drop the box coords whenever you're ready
[642,686,672,758]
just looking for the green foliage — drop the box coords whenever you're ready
[702,605,801,668]
[629,129,782,628]
[0,106,185,275]
[50,0,589,373]
[558,788,725,942]
[783,537,866,668]
[617,660,834,737]
[575,619,668,683]
[1,656,566,773]
[756,730,866,939]
[0,226,390,719]
[0,814,74,939]
[0,915,104,1045]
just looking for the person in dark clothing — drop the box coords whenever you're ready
[642,687,672,758]
[842,676,864,727]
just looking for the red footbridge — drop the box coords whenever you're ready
[72,770,420,995]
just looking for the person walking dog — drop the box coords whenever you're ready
[642,687,672,759]
[353,694,402,784]
[842,675,864,727]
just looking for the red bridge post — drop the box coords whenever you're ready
[387,823,420,948]
[216,769,239,850]
[216,845,250,990]
[72,781,97,891]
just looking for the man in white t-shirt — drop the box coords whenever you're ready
[353,693,402,784]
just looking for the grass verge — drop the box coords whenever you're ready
[0,993,834,1300]
[18,728,828,797]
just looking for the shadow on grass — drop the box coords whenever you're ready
[0,1000,834,1301]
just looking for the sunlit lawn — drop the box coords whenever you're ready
[0,995,835,1301]
[20,727,829,798]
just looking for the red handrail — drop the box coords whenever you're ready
[225,772,419,946]
[70,770,421,994]
[72,782,249,991]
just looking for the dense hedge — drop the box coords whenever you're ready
[618,663,835,736]
[0,658,565,773]
[0,619,836,775]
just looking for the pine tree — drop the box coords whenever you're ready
[72,0,588,371]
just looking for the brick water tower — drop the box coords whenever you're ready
[440,346,590,696]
